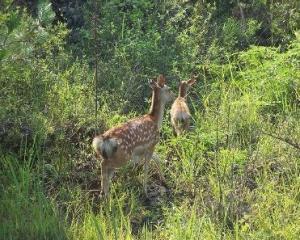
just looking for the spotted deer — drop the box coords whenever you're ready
[170,77,196,136]
[92,75,174,197]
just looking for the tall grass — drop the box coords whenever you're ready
[0,152,67,240]
[1,20,299,240]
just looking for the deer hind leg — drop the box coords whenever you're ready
[172,126,178,137]
[184,119,190,132]
[143,160,149,196]
[101,161,114,198]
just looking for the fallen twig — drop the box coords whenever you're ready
[261,131,300,150]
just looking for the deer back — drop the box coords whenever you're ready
[170,97,191,123]
[93,115,159,167]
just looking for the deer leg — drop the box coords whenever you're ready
[152,153,166,183]
[143,160,149,196]
[143,149,156,196]
[172,126,177,137]
[101,162,114,198]
[143,149,167,195]
[184,119,190,132]
[101,164,109,197]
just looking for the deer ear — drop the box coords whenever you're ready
[148,78,158,89]
[157,74,166,87]
[187,76,196,86]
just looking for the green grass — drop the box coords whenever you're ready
[1,95,299,240]
[0,154,67,240]
[1,33,299,240]
[2,126,299,239]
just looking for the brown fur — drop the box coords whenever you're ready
[93,75,174,196]
[170,77,196,136]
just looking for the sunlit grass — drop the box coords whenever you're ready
[1,39,299,240]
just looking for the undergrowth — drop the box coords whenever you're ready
[1,1,299,239]
[1,39,299,239]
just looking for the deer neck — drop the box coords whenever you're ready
[179,85,187,98]
[149,89,166,129]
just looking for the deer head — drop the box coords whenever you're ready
[149,74,175,128]
[178,76,196,98]
[149,74,174,103]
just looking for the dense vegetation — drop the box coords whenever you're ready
[1,0,299,239]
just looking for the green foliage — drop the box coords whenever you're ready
[0,153,67,240]
[37,1,55,26]
[0,0,300,239]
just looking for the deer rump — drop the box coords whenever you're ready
[171,110,191,136]
[92,136,118,159]
[92,116,159,162]
[171,111,191,126]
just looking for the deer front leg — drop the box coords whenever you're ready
[151,153,166,183]
[143,150,155,196]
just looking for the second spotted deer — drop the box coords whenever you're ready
[92,75,174,197]
[170,77,196,136]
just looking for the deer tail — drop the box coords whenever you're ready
[92,136,118,159]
